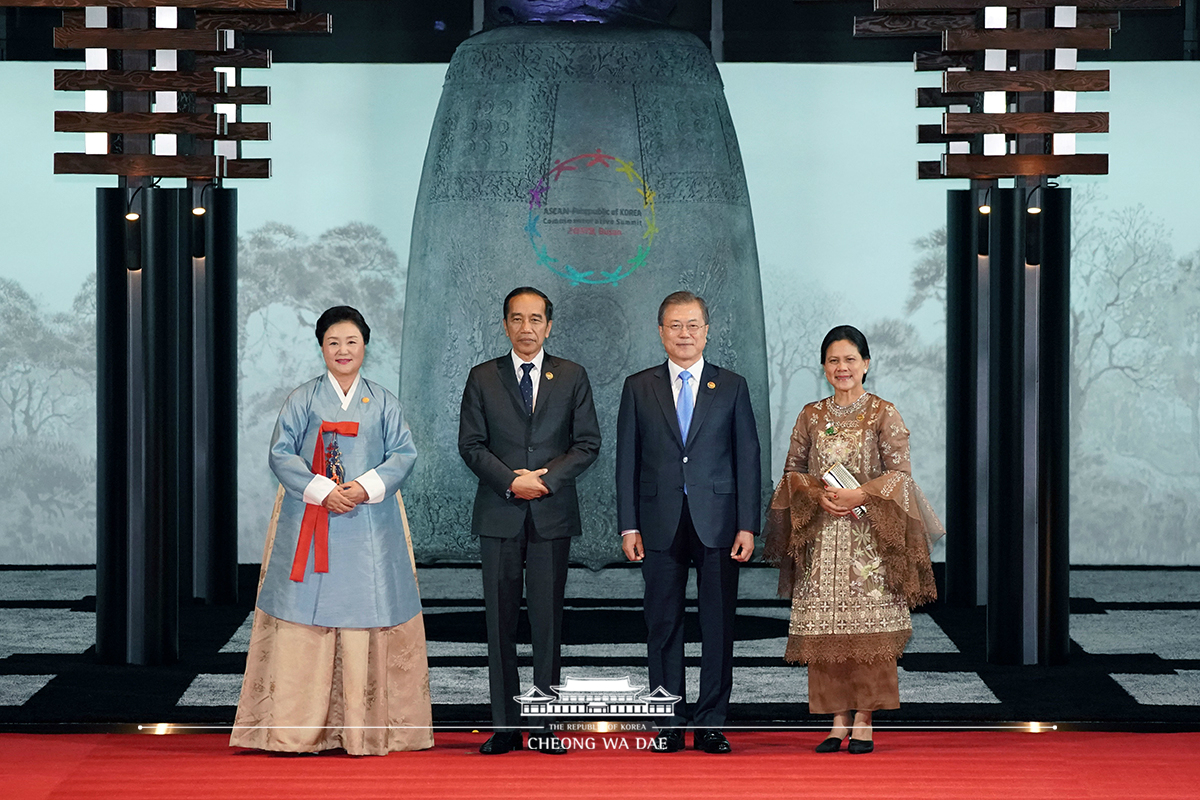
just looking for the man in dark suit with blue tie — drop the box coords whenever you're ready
[616,290,761,754]
[459,287,602,755]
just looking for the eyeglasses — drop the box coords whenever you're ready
[665,322,706,335]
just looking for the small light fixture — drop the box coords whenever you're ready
[124,184,147,221]
[192,181,215,216]
[1026,184,1044,215]
[978,187,992,215]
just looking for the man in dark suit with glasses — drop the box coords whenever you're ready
[616,290,761,754]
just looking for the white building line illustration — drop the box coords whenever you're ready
[515,676,681,717]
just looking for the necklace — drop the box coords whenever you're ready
[827,392,871,417]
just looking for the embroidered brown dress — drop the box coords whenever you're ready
[763,393,943,713]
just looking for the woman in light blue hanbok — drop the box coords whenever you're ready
[231,306,434,755]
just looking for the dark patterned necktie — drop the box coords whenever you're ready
[520,362,534,415]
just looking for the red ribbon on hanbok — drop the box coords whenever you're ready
[290,420,360,582]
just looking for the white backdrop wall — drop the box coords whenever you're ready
[1,60,1197,565]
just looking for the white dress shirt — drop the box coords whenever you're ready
[667,356,704,410]
[510,348,545,412]
[621,356,705,538]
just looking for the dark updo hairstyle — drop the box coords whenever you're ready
[820,325,870,383]
[315,306,371,345]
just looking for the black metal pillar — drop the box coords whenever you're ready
[95,188,130,664]
[945,189,987,607]
[195,188,239,604]
[94,185,239,664]
[1038,189,1071,665]
[135,188,189,665]
[171,203,196,607]
[981,186,1071,666]
[986,188,1031,665]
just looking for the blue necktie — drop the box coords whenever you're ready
[520,362,534,415]
[677,369,694,442]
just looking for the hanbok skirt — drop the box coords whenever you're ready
[230,487,434,755]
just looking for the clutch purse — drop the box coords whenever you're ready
[821,463,868,520]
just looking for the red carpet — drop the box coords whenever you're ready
[2,731,1197,799]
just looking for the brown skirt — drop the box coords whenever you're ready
[807,658,900,714]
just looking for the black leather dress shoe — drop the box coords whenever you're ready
[528,731,568,755]
[693,729,732,754]
[651,729,685,753]
[814,736,845,753]
[479,731,523,754]
[847,738,874,754]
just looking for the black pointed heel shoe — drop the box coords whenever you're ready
[847,738,874,754]
[814,736,845,753]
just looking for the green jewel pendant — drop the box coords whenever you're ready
[824,425,837,437]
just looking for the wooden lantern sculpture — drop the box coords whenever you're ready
[851,0,1179,665]
[851,0,1178,184]
[0,0,331,665]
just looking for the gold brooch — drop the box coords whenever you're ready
[545,372,554,380]
[856,413,864,421]
[707,381,716,389]
[362,397,370,403]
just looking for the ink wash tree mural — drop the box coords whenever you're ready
[0,277,97,562]
[235,221,408,561]
[1066,187,1200,562]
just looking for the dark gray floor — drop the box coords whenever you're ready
[2,565,1198,723]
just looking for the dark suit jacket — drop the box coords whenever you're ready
[459,353,601,540]
[615,361,761,550]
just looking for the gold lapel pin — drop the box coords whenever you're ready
[362,397,370,403]
[707,381,716,389]
[545,372,554,380]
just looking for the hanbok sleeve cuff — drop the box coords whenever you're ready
[355,469,387,504]
[303,474,337,505]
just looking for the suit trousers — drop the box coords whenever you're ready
[642,497,740,728]
[480,514,571,730]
